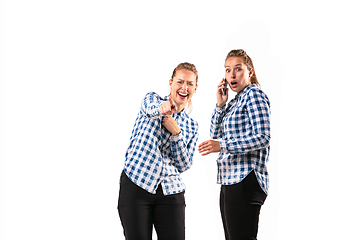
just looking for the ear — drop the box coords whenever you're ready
[169,79,173,87]
[249,68,254,78]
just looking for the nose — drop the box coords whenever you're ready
[231,69,236,78]
[181,83,188,91]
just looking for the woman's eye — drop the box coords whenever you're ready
[236,68,242,71]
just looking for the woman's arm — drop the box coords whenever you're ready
[209,106,226,139]
[169,123,199,173]
[161,116,181,136]
[140,92,177,119]
[210,79,229,139]
[140,92,164,119]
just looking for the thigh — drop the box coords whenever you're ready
[224,201,262,240]
[222,171,267,240]
[153,190,186,240]
[220,187,230,240]
[117,171,154,240]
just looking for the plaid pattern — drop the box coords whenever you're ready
[210,84,271,194]
[122,92,199,195]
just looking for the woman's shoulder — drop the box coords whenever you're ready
[246,84,269,99]
[245,85,270,107]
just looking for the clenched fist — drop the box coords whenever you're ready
[162,116,181,136]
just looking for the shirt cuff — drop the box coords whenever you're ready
[170,131,182,141]
[215,104,226,112]
[219,140,228,153]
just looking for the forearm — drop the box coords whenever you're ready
[170,132,198,173]
[210,105,226,139]
[220,133,270,154]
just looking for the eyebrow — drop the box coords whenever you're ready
[176,77,195,82]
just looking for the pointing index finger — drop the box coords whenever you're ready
[168,97,177,113]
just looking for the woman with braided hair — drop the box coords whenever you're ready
[199,49,271,240]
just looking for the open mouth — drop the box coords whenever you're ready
[230,81,238,87]
[178,92,188,98]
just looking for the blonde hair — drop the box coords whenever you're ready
[171,62,198,82]
[170,62,198,114]
[225,49,260,87]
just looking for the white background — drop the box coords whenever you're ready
[2,0,360,239]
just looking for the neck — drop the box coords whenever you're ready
[236,84,250,94]
[177,103,185,112]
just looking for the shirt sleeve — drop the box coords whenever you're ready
[140,92,165,119]
[210,105,226,139]
[220,88,271,153]
[169,122,199,173]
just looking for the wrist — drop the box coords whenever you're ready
[172,130,181,136]
[216,103,225,108]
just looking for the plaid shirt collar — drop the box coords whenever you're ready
[235,84,260,99]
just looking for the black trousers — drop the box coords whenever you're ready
[117,171,185,240]
[220,171,267,240]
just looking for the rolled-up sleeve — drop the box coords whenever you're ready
[140,92,165,119]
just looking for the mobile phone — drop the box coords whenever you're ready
[222,79,228,95]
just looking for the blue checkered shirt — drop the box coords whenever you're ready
[122,92,199,195]
[210,84,271,194]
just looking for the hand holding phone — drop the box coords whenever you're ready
[217,78,228,108]
[222,79,228,95]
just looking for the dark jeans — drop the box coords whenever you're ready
[117,171,185,240]
[220,171,267,240]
